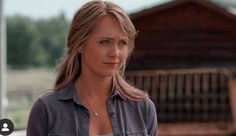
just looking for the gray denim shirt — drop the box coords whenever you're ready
[27,82,158,136]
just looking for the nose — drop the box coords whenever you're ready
[108,44,119,57]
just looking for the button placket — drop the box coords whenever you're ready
[108,98,119,135]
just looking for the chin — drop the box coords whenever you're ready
[101,70,118,77]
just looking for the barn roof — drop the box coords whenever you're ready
[130,0,236,23]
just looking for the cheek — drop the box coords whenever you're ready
[86,46,104,60]
[119,49,129,65]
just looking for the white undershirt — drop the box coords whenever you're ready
[89,133,114,136]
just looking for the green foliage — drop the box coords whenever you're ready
[7,14,69,69]
[36,14,69,67]
[7,16,39,68]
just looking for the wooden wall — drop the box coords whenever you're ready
[128,1,236,70]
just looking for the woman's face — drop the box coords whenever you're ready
[80,15,130,77]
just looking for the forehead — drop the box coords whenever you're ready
[92,15,128,39]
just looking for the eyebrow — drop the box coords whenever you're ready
[99,37,129,41]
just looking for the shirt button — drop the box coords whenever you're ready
[110,112,114,116]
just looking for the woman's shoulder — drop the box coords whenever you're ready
[37,89,58,102]
[143,97,156,113]
[139,97,156,109]
[30,88,70,113]
[34,89,65,107]
[124,97,156,112]
[34,84,74,105]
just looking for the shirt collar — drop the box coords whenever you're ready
[57,80,126,102]
[111,79,126,100]
[57,82,74,100]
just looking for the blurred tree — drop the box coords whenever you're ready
[7,15,41,69]
[7,13,69,69]
[36,12,69,67]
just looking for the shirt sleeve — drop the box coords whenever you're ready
[146,98,158,136]
[27,99,48,136]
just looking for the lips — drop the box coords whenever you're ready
[104,62,119,68]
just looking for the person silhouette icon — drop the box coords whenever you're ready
[0,118,14,135]
[1,123,9,132]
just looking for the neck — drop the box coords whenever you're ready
[75,74,113,101]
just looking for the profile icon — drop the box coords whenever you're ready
[1,123,9,132]
[0,118,14,135]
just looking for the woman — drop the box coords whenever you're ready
[27,1,157,136]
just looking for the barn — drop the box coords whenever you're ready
[125,0,236,135]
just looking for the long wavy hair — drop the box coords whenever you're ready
[54,0,148,100]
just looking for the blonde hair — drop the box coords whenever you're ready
[55,0,148,100]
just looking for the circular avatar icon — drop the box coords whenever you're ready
[0,118,14,135]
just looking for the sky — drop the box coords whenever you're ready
[4,0,170,19]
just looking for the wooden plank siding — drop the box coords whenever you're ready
[125,67,236,135]
[128,0,236,70]
[126,0,236,135]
